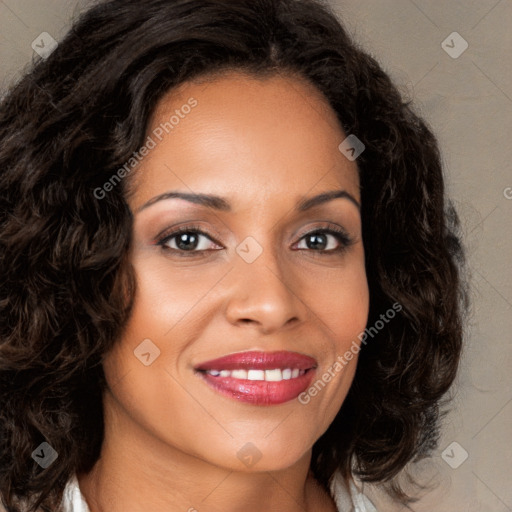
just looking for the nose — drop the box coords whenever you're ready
[224,246,307,334]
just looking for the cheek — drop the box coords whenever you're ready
[301,256,370,345]
[101,251,229,404]
[298,258,368,411]
[100,268,207,451]
[329,263,369,383]
[119,254,220,350]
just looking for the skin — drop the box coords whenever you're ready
[78,71,369,512]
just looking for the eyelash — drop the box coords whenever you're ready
[155,223,354,258]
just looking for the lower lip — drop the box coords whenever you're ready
[197,369,316,405]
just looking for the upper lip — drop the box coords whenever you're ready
[194,350,318,371]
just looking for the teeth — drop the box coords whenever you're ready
[247,369,265,380]
[231,369,247,379]
[265,369,282,381]
[205,368,307,381]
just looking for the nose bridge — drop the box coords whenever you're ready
[225,234,303,332]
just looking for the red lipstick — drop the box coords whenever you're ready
[194,351,317,405]
[195,350,317,371]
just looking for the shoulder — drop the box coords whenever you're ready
[329,470,379,512]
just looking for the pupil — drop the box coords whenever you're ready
[308,233,326,250]
[177,232,197,250]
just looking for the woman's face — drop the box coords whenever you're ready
[103,71,369,472]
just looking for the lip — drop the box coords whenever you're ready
[194,350,317,406]
[194,350,317,371]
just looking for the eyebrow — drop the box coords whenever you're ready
[136,189,360,213]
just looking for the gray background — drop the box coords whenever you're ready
[1,1,511,511]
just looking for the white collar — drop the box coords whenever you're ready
[61,474,91,512]
[329,470,379,512]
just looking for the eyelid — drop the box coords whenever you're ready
[154,223,223,248]
[295,222,352,240]
[154,221,355,256]
[153,222,355,248]
[293,223,355,251]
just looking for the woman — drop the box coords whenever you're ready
[0,0,466,511]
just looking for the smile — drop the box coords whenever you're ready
[194,350,317,405]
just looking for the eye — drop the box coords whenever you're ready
[156,225,222,256]
[295,226,354,254]
[155,223,354,257]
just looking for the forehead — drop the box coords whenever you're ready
[129,71,360,209]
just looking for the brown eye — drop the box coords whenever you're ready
[296,228,353,253]
[170,231,201,251]
[157,226,222,256]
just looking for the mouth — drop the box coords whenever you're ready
[194,350,317,405]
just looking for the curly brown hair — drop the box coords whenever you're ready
[0,0,467,510]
